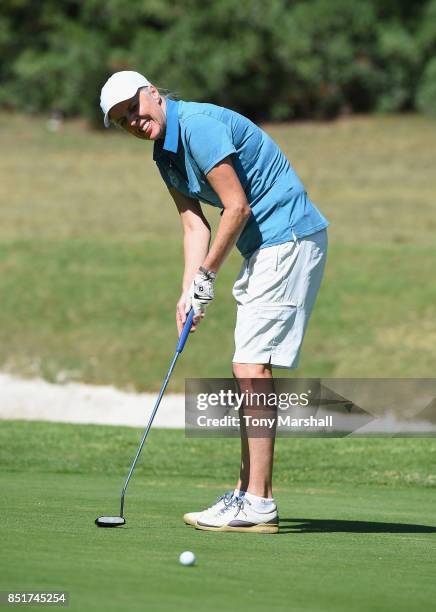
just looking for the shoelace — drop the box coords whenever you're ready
[218,496,251,518]
[210,490,233,510]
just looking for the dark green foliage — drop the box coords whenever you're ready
[0,0,435,123]
[416,58,436,115]
[375,23,421,112]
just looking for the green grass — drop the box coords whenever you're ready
[2,114,435,610]
[1,421,435,611]
[0,113,435,389]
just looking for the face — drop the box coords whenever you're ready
[109,86,167,140]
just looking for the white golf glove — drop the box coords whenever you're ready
[186,267,216,316]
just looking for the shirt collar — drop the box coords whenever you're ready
[153,98,179,160]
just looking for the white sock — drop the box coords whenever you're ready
[234,489,245,498]
[244,491,276,512]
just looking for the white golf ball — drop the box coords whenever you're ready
[179,551,196,566]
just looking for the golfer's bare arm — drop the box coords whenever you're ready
[202,157,251,273]
[167,187,211,293]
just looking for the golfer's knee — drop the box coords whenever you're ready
[232,362,272,379]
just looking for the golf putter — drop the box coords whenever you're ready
[95,309,195,527]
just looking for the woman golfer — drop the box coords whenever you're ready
[100,71,328,533]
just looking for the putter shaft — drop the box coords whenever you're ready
[119,309,194,518]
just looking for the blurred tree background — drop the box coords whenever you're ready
[0,0,435,125]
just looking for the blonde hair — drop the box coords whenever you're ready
[141,85,179,100]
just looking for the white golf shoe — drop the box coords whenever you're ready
[183,490,234,526]
[195,496,279,533]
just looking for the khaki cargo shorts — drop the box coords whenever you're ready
[232,229,327,368]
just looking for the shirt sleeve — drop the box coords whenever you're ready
[184,114,237,175]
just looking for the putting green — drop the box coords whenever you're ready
[1,422,435,611]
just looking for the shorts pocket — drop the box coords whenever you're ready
[256,305,297,321]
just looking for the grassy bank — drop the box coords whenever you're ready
[0,113,435,389]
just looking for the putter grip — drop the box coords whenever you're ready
[176,309,195,353]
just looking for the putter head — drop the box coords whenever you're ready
[95,516,126,528]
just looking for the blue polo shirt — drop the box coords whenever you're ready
[153,98,328,259]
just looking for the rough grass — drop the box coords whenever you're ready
[0,113,435,389]
[1,421,435,488]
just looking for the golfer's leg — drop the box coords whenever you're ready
[233,362,276,498]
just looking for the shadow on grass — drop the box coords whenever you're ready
[278,518,436,535]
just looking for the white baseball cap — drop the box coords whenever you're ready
[100,71,151,127]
